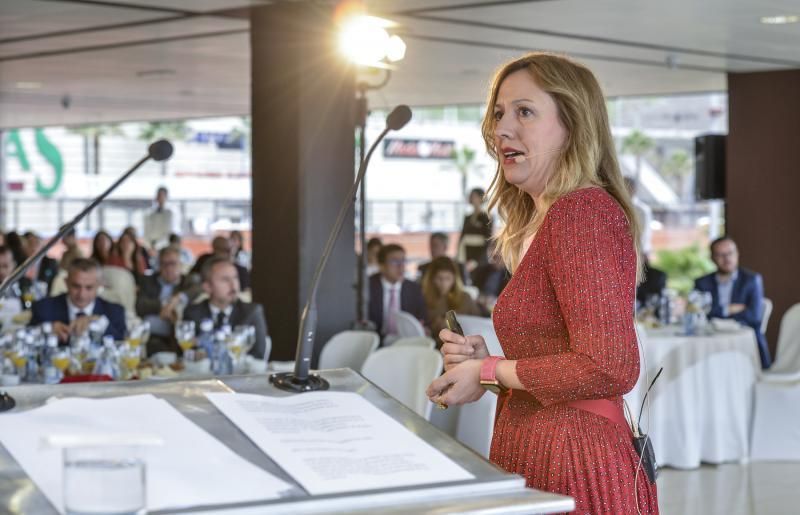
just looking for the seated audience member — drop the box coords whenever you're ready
[183,257,269,359]
[107,231,147,281]
[230,230,251,270]
[365,237,383,277]
[4,231,28,267]
[23,231,59,293]
[168,233,194,269]
[695,236,770,368]
[368,244,428,338]
[470,241,510,313]
[190,236,251,290]
[136,247,201,354]
[91,230,114,266]
[636,259,668,312]
[122,226,152,271]
[0,245,32,309]
[59,228,83,271]
[417,232,467,283]
[422,257,480,345]
[30,258,126,343]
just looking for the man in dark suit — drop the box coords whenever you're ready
[695,236,770,368]
[190,235,251,290]
[0,245,32,310]
[30,258,126,343]
[183,256,269,360]
[368,243,428,338]
[24,231,59,294]
[137,246,201,354]
[417,232,467,284]
[470,241,510,315]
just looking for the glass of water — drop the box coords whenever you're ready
[63,445,146,515]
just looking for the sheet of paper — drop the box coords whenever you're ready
[206,391,474,495]
[0,394,291,514]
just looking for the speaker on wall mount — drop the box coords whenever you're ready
[694,134,726,200]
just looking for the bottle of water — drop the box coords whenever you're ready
[197,318,215,359]
[659,292,672,326]
[213,330,232,375]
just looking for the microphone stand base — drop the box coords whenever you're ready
[269,372,330,393]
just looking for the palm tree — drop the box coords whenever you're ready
[138,121,189,175]
[661,150,693,201]
[450,145,477,199]
[621,130,654,183]
[66,124,123,174]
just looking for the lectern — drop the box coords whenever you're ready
[0,370,574,514]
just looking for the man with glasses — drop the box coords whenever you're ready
[136,246,200,354]
[695,236,770,368]
[367,244,428,340]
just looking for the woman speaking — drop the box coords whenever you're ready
[427,53,658,513]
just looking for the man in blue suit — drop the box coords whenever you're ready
[695,236,770,368]
[30,258,126,344]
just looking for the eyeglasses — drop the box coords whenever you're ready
[386,259,406,266]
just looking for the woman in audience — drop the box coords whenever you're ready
[421,256,480,345]
[107,231,147,281]
[4,231,28,266]
[458,188,493,269]
[427,53,658,512]
[91,231,113,265]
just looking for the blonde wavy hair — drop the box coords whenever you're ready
[482,52,642,281]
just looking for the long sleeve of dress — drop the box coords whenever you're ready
[514,193,640,407]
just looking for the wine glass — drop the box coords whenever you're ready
[175,321,196,361]
[120,344,143,380]
[51,348,72,382]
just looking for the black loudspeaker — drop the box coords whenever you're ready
[694,134,726,200]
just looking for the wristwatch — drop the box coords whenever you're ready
[480,356,508,394]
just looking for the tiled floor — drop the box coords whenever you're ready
[658,462,800,514]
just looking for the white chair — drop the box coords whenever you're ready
[391,336,436,350]
[361,346,443,420]
[395,310,425,338]
[463,285,480,301]
[761,297,773,335]
[99,266,138,326]
[751,304,800,461]
[318,330,380,372]
[49,269,68,296]
[458,315,504,356]
[766,303,800,375]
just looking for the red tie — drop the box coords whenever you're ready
[387,286,398,335]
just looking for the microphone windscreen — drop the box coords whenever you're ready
[386,105,412,131]
[148,140,174,162]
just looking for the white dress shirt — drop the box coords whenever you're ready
[717,269,738,317]
[67,298,95,322]
[209,303,234,327]
[381,278,402,334]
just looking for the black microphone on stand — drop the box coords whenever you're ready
[270,105,413,393]
[0,139,173,412]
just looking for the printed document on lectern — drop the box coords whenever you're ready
[206,391,475,495]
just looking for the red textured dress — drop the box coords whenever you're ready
[490,187,659,514]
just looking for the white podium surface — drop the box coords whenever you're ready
[0,369,574,514]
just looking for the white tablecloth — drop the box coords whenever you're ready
[625,326,761,469]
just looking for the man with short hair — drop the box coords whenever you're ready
[368,244,428,337]
[190,235,251,290]
[695,236,770,368]
[144,186,174,249]
[30,258,126,343]
[136,247,201,353]
[417,232,467,283]
[183,257,269,360]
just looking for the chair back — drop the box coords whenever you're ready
[462,285,480,301]
[761,298,773,335]
[318,330,380,372]
[99,266,137,325]
[361,346,443,419]
[458,315,504,356]
[395,311,426,338]
[771,303,800,374]
[391,336,436,350]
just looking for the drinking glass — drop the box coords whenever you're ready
[63,445,145,515]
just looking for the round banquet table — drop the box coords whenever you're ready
[624,325,761,469]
